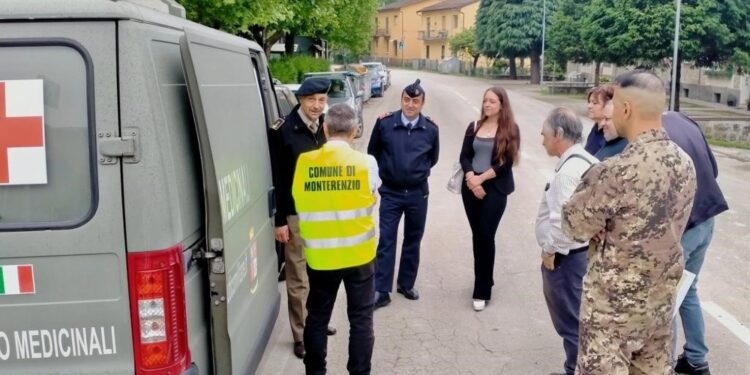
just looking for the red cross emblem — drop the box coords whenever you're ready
[0,81,45,185]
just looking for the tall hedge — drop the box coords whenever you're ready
[269,55,330,83]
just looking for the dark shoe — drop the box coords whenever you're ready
[326,326,337,336]
[397,286,419,300]
[373,292,391,309]
[675,354,710,375]
[293,341,305,359]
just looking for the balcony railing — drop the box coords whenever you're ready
[374,28,390,37]
[418,30,449,41]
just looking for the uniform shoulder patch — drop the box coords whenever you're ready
[378,112,394,120]
[424,116,438,127]
[271,117,284,130]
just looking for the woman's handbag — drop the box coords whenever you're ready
[447,121,478,194]
[446,161,463,194]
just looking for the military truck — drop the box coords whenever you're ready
[0,0,281,374]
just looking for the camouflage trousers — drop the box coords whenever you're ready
[575,281,677,374]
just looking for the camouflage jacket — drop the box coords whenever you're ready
[562,128,696,318]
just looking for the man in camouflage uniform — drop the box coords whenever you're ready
[561,70,697,375]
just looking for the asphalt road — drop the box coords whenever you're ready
[257,69,750,374]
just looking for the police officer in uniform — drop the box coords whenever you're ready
[562,71,697,374]
[292,103,380,375]
[367,79,440,308]
[269,77,336,359]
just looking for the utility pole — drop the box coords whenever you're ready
[540,0,546,85]
[670,0,682,111]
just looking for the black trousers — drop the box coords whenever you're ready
[304,261,375,375]
[375,185,429,292]
[461,183,507,300]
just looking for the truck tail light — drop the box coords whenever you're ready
[127,245,191,374]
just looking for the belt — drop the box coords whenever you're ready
[566,246,588,255]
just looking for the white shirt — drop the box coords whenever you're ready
[327,140,381,193]
[535,144,598,255]
[297,107,318,133]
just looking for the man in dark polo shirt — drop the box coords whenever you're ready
[367,79,440,309]
[663,111,728,375]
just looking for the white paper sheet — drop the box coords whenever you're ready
[673,270,697,318]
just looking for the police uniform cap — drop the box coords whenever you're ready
[404,79,424,98]
[297,77,332,97]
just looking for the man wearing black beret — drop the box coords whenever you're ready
[367,79,440,309]
[268,76,336,359]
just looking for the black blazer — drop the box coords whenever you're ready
[459,121,516,195]
[268,105,326,226]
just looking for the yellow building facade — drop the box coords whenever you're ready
[371,0,444,61]
[371,0,481,65]
[417,0,479,61]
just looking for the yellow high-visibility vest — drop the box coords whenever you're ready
[292,142,376,270]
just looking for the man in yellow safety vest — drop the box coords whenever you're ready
[292,103,381,375]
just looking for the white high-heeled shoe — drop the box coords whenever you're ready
[472,299,486,311]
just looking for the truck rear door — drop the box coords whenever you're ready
[179,28,279,375]
[0,22,133,373]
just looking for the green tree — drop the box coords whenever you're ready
[548,0,750,88]
[476,0,549,83]
[547,0,594,78]
[178,0,290,36]
[324,0,379,55]
[476,0,504,72]
[449,27,482,69]
[178,0,378,56]
[576,0,750,107]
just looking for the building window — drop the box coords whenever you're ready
[442,16,446,30]
[375,17,379,29]
[453,15,459,29]
[386,39,390,53]
[426,45,430,59]
[386,17,389,32]
[441,45,445,59]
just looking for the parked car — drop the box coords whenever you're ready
[362,62,390,92]
[347,64,372,102]
[274,83,299,117]
[302,72,365,137]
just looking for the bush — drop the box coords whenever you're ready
[269,55,331,83]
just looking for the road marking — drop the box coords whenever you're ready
[702,301,750,347]
[454,92,471,103]
[734,222,747,228]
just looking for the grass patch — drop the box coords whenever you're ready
[706,137,750,150]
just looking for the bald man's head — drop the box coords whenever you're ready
[611,70,667,139]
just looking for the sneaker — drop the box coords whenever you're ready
[472,299,486,311]
[675,354,711,375]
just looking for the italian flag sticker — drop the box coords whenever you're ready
[0,264,35,295]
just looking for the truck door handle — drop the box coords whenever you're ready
[267,187,276,218]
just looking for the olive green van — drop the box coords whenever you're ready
[0,1,281,374]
